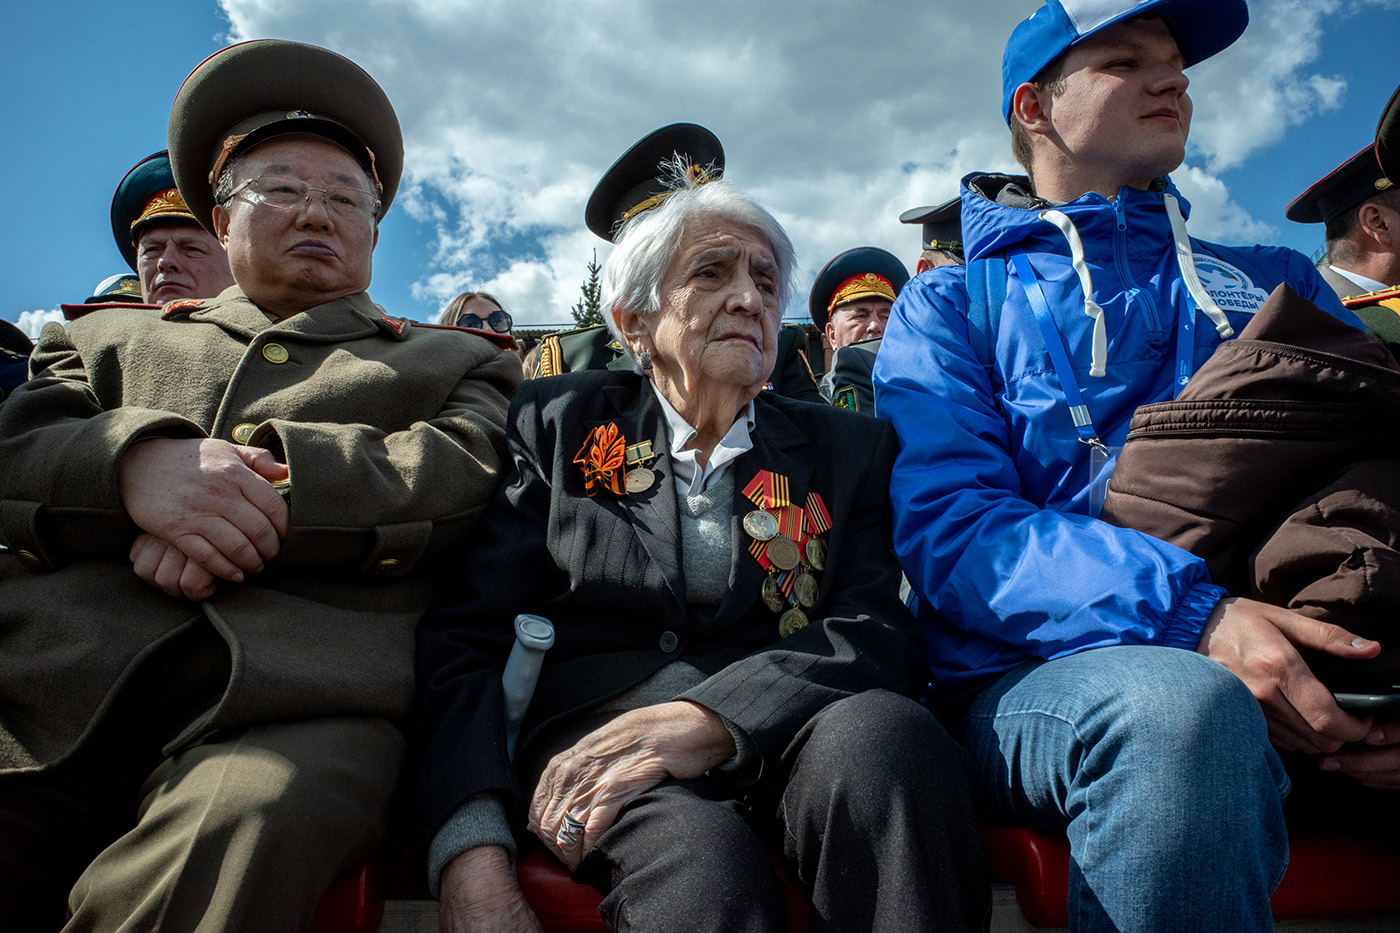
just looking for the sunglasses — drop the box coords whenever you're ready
[459,308,513,333]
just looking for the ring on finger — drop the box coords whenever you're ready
[556,811,587,847]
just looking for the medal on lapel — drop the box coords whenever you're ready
[742,471,831,637]
[624,440,657,493]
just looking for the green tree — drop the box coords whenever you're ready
[570,249,603,328]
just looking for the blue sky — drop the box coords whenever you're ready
[5,0,1398,338]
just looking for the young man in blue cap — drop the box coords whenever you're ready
[875,2,1373,930]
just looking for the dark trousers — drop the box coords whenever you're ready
[575,690,991,932]
[0,623,404,933]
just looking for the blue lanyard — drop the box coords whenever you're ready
[1008,247,1198,454]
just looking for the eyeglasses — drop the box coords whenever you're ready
[459,308,513,333]
[220,174,380,220]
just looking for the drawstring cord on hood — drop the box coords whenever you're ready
[1162,192,1234,342]
[1040,209,1107,377]
[1036,196,1234,379]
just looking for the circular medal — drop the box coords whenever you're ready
[778,608,810,638]
[761,575,785,613]
[805,537,826,570]
[765,535,800,571]
[625,467,655,493]
[743,509,779,541]
[794,572,818,608]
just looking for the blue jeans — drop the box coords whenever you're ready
[952,646,1289,933]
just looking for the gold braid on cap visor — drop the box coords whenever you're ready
[131,188,196,237]
[620,164,715,224]
[828,273,896,314]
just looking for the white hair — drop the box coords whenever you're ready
[600,175,795,363]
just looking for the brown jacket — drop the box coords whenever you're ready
[1102,285,1400,691]
[0,288,520,773]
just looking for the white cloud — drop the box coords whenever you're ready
[216,0,1379,321]
[1171,165,1277,243]
[17,309,64,340]
[1186,0,1347,172]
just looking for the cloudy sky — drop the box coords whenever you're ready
[4,0,1398,339]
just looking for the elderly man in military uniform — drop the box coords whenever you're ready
[1286,143,1399,343]
[537,123,824,402]
[0,40,519,932]
[58,153,236,324]
[119,150,236,307]
[809,246,909,413]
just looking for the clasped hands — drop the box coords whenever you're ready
[1199,596,1400,788]
[118,437,289,600]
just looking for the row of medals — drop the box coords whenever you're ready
[743,508,826,638]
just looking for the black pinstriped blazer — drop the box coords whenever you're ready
[412,369,925,845]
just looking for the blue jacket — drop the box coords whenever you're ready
[873,172,1362,701]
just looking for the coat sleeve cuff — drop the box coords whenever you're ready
[1161,582,1229,651]
[427,793,516,898]
[706,712,761,784]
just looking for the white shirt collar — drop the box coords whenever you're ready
[1329,265,1390,295]
[649,381,756,496]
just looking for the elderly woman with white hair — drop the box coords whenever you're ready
[412,175,989,932]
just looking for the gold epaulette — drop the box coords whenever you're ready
[1343,285,1400,309]
[536,333,564,377]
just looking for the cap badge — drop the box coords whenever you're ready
[131,188,194,234]
[286,110,317,120]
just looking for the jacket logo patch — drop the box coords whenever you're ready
[1192,256,1270,313]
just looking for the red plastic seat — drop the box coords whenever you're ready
[981,824,1400,929]
[308,863,383,933]
[310,844,812,932]
[313,825,1400,932]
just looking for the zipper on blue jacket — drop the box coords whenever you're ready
[1112,196,1161,333]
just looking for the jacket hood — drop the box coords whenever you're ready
[960,172,1189,262]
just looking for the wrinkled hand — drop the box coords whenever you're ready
[1318,719,1400,790]
[129,532,218,600]
[439,847,542,933]
[529,701,735,870]
[1198,596,1379,754]
[118,438,289,583]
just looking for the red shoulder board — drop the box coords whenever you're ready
[1343,285,1400,309]
[411,321,516,350]
[376,316,407,336]
[61,301,161,321]
[161,299,206,319]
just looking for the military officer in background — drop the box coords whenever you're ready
[114,150,236,306]
[58,152,236,323]
[900,197,965,274]
[810,246,909,413]
[1286,143,1399,343]
[0,39,518,932]
[537,123,824,402]
[1353,82,1400,342]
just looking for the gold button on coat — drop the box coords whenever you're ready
[232,423,257,444]
[15,550,43,570]
[262,344,289,364]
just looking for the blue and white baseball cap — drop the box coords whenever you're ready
[1001,0,1249,121]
